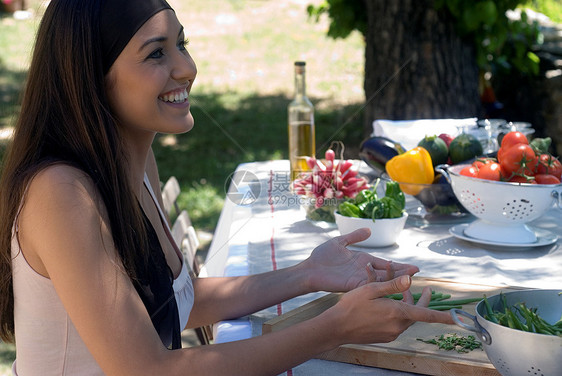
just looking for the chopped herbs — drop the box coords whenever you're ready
[417,333,483,353]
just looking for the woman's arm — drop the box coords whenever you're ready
[18,165,451,376]
[171,275,453,376]
[187,267,308,327]
[187,228,421,327]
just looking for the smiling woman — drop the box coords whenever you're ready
[0,1,455,375]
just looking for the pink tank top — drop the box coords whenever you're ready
[11,175,194,375]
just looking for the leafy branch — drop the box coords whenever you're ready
[307,0,542,76]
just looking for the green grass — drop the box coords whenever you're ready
[0,341,15,374]
[0,11,39,129]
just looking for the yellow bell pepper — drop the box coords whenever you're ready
[386,147,434,195]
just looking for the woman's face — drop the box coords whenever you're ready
[105,10,197,137]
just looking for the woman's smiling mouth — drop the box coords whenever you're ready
[158,88,188,103]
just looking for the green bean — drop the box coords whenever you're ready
[428,305,463,311]
[483,295,499,324]
[434,294,452,301]
[384,290,482,311]
[507,310,525,331]
[385,291,435,301]
[384,293,405,300]
[428,297,482,307]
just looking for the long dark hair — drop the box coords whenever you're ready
[0,0,149,342]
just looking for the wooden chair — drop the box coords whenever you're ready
[171,210,201,276]
[161,176,181,219]
[162,176,213,345]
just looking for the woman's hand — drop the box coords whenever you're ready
[321,275,455,346]
[298,228,420,293]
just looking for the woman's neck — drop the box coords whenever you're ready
[122,130,157,197]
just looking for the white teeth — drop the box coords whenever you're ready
[159,89,188,103]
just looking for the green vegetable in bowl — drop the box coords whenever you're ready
[338,180,405,221]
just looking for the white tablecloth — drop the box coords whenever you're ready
[201,160,562,376]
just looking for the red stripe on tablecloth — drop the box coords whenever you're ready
[269,171,294,376]
[268,171,283,316]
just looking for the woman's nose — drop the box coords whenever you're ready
[172,51,197,83]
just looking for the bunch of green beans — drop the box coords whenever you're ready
[385,290,482,311]
[483,293,562,336]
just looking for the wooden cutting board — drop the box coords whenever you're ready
[263,277,524,376]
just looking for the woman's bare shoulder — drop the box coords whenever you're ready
[26,164,101,209]
[20,164,108,238]
[18,165,111,277]
[32,163,93,190]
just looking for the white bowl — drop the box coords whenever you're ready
[334,211,408,247]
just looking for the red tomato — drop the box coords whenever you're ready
[477,162,502,181]
[508,175,536,184]
[472,158,494,169]
[535,174,561,185]
[460,165,479,178]
[536,154,562,179]
[497,147,504,163]
[500,144,538,177]
[500,131,529,150]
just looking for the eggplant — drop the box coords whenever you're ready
[414,174,467,213]
[359,136,405,176]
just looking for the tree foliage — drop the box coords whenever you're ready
[434,0,540,76]
[306,0,366,39]
[308,0,542,76]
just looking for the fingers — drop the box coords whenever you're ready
[339,228,371,246]
[365,275,412,299]
[368,258,420,277]
[400,304,455,325]
[385,261,395,280]
[415,286,433,307]
[402,289,414,304]
[361,278,454,325]
[366,263,377,283]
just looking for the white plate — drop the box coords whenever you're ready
[449,224,558,249]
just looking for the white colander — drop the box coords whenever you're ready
[438,164,562,244]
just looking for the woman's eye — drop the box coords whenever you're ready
[178,38,189,51]
[148,48,164,59]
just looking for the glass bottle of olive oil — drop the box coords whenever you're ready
[288,61,315,181]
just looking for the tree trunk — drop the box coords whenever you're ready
[363,0,482,136]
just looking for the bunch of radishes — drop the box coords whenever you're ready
[292,149,369,208]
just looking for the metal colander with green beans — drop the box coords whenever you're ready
[451,289,562,376]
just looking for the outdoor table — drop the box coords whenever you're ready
[200,160,562,376]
